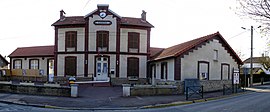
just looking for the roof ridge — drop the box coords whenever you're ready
[17,45,54,49]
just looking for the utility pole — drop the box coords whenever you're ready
[250,26,253,87]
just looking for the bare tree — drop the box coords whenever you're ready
[235,49,246,60]
[235,0,270,33]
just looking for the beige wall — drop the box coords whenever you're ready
[57,28,85,52]
[57,54,84,77]
[88,15,117,52]
[120,28,148,53]
[119,55,147,78]
[11,57,53,76]
[181,39,238,80]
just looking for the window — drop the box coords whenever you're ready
[65,31,77,51]
[221,63,230,80]
[161,62,167,79]
[198,61,209,80]
[214,50,218,61]
[97,31,109,52]
[65,57,77,76]
[128,32,139,53]
[29,59,39,69]
[127,57,139,78]
[13,59,22,69]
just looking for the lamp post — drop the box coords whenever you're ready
[241,26,261,87]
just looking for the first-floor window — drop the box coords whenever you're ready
[127,57,139,77]
[30,59,39,69]
[13,59,22,69]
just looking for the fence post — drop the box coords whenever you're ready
[186,87,188,100]
[223,84,225,95]
[201,86,204,99]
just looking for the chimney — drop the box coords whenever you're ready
[60,10,66,20]
[141,10,146,21]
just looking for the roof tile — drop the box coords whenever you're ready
[9,45,54,57]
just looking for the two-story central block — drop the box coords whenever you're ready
[51,4,153,85]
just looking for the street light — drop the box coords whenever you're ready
[241,25,261,87]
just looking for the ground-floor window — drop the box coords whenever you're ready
[221,63,230,80]
[65,57,76,76]
[13,59,22,69]
[198,61,209,80]
[161,62,167,79]
[127,57,139,78]
[29,59,39,69]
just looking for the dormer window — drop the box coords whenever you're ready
[65,31,77,52]
[128,32,139,53]
[97,31,109,52]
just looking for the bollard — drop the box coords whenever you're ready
[70,84,78,97]
[122,84,131,97]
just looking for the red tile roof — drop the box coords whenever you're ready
[52,16,154,27]
[149,47,164,59]
[151,32,243,65]
[9,45,54,57]
[121,17,154,28]
[52,16,85,26]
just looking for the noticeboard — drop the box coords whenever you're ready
[233,70,240,84]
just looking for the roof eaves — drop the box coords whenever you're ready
[84,9,98,18]
[108,9,122,18]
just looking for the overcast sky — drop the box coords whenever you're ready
[0,0,267,60]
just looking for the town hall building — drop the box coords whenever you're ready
[9,4,242,85]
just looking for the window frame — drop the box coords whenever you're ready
[161,62,168,79]
[214,49,218,61]
[96,31,109,52]
[128,32,140,53]
[13,59,22,69]
[29,59,39,69]
[127,57,139,77]
[197,61,210,80]
[65,56,77,76]
[65,31,77,52]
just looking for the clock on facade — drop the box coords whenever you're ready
[99,12,106,18]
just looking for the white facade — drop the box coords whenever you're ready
[150,36,241,82]
[181,39,238,80]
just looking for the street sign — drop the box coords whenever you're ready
[233,70,240,84]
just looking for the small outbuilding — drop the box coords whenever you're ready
[149,32,243,84]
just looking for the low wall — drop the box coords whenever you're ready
[0,83,71,97]
[130,85,180,96]
[200,80,232,92]
[126,80,232,96]
[111,78,148,86]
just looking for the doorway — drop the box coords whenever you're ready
[96,57,109,81]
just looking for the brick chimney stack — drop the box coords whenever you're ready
[141,10,146,21]
[60,10,66,20]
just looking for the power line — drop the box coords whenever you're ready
[83,0,91,9]
[228,30,248,40]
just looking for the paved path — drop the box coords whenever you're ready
[0,84,247,110]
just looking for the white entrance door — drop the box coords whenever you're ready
[96,57,108,81]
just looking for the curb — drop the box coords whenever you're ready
[141,91,252,109]
[0,99,139,110]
